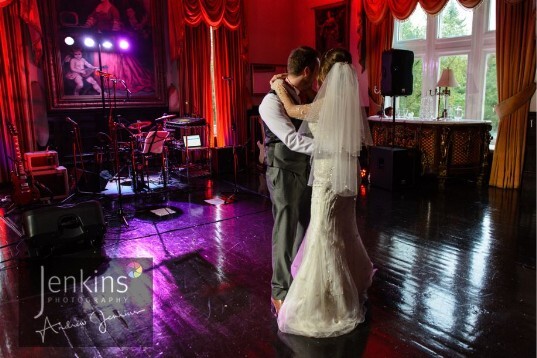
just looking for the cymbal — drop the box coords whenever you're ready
[128,121,152,130]
[154,114,176,121]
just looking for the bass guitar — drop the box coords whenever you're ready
[7,121,40,205]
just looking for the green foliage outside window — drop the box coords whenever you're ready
[483,54,498,139]
[439,1,472,38]
[399,7,426,41]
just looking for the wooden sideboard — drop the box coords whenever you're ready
[367,117,493,184]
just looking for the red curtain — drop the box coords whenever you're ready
[489,0,536,188]
[168,0,241,60]
[212,26,248,147]
[178,25,214,143]
[363,0,482,22]
[0,0,42,183]
[359,0,484,113]
[169,0,246,147]
[365,12,394,116]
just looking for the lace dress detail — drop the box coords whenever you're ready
[277,122,374,338]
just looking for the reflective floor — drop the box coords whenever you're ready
[0,169,535,357]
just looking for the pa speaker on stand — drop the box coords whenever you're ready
[381,49,414,97]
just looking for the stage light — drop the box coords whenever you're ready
[64,36,74,46]
[84,37,95,47]
[102,40,113,49]
[118,39,129,50]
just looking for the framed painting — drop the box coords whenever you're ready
[314,2,349,56]
[39,0,167,110]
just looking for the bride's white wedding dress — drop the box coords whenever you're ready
[277,121,374,338]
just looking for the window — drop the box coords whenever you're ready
[393,0,498,145]
[439,55,468,116]
[488,1,496,31]
[438,1,473,38]
[398,6,426,41]
[483,54,498,136]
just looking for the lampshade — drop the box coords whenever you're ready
[437,68,459,88]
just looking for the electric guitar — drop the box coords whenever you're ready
[7,121,40,205]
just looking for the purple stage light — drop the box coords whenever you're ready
[119,39,130,50]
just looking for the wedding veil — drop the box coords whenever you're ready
[306,62,370,196]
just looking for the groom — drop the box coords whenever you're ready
[259,46,320,315]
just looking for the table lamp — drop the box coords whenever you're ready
[435,68,459,119]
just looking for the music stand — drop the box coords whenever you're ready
[140,131,169,190]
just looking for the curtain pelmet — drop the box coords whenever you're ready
[168,0,241,60]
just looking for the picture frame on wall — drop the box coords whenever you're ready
[39,0,167,110]
[314,2,349,56]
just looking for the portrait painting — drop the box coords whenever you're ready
[314,3,349,56]
[40,0,167,110]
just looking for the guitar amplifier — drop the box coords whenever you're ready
[24,151,59,171]
[31,166,69,201]
[22,200,106,257]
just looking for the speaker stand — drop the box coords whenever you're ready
[220,123,241,204]
[391,96,397,147]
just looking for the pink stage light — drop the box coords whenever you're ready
[118,39,130,50]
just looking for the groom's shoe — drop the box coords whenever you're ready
[271,297,283,317]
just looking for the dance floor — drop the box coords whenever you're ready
[0,169,535,357]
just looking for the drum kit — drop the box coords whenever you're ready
[110,114,179,192]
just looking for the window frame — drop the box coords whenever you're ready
[392,0,496,123]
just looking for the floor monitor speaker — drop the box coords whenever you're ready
[22,200,106,257]
[369,146,418,191]
[211,146,246,176]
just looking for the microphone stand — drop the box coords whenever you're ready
[61,117,98,203]
[108,77,128,226]
[220,76,240,204]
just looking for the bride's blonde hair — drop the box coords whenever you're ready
[318,48,352,84]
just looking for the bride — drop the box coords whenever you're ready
[270,48,374,338]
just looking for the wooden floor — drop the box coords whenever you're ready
[0,168,535,357]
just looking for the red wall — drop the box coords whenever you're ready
[245,0,369,106]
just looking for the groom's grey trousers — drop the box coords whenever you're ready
[266,142,311,300]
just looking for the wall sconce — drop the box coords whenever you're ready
[430,68,459,119]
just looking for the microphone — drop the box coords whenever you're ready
[95,69,113,77]
[222,76,233,81]
[119,79,132,99]
[66,117,78,127]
